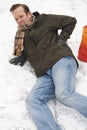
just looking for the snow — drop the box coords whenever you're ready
[0,0,87,129]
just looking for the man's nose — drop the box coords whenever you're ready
[17,18,22,25]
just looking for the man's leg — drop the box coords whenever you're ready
[52,56,87,118]
[26,69,62,130]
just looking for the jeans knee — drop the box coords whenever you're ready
[26,92,41,108]
[56,92,65,103]
[56,89,75,103]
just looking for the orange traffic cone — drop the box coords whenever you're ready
[78,25,87,62]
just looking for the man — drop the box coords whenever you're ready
[9,4,87,130]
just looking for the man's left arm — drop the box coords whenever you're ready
[59,17,77,42]
[47,14,77,42]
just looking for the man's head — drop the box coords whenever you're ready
[10,4,32,27]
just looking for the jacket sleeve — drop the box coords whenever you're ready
[45,14,77,41]
[59,16,77,41]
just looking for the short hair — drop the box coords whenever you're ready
[10,4,30,14]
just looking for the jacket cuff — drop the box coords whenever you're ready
[57,39,66,46]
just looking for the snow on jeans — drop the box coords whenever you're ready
[26,56,87,130]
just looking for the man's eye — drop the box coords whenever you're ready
[15,16,24,21]
[15,18,18,21]
[20,16,24,19]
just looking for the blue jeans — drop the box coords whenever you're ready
[26,56,87,130]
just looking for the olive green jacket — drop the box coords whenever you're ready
[24,13,78,77]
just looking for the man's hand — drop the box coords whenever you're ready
[9,52,26,66]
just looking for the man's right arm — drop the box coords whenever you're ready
[9,50,26,66]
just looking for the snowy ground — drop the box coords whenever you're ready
[0,0,87,130]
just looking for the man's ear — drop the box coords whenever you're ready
[28,11,32,16]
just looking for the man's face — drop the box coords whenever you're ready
[12,6,32,27]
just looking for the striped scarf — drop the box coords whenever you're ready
[13,15,35,56]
